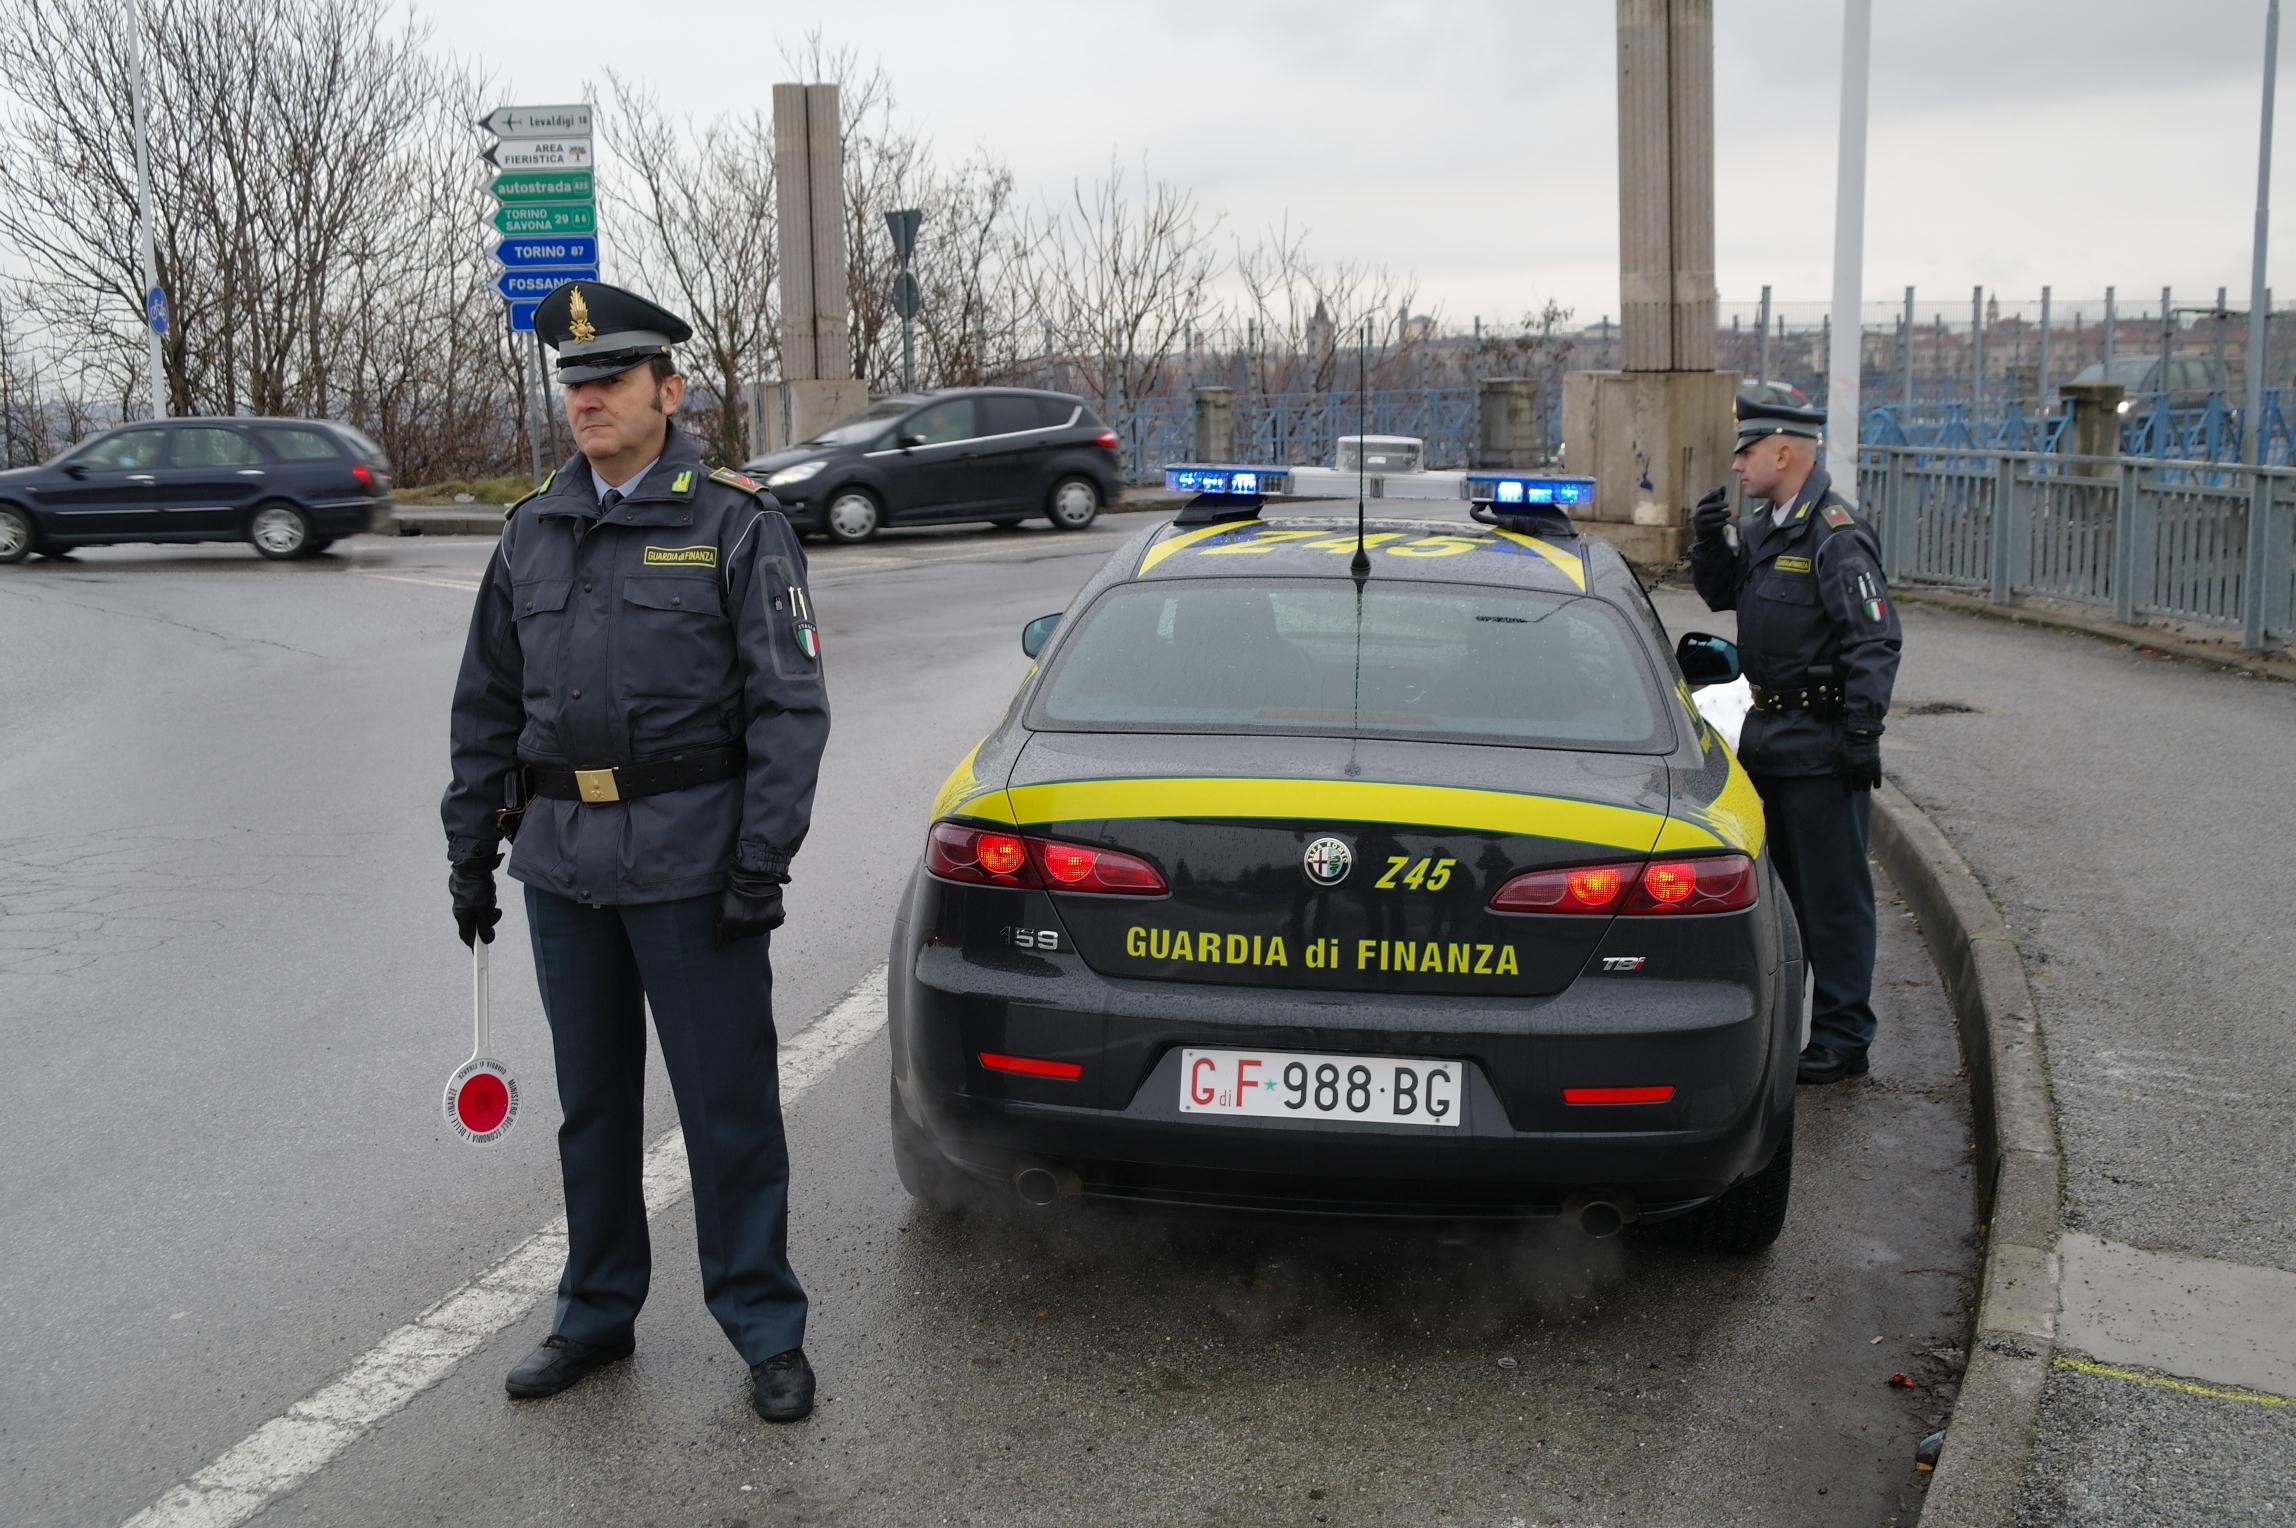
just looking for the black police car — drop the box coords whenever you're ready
[0,417,394,563]
[743,388,1122,544]
[888,482,1805,1249]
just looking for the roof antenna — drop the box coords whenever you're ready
[1350,317,1371,582]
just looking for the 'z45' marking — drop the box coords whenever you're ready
[1376,856,1456,891]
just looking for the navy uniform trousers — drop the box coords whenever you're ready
[525,885,806,1365]
[1750,774,1878,1056]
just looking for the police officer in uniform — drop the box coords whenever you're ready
[1691,398,1901,1085]
[441,280,830,1421]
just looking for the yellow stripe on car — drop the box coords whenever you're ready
[931,739,995,820]
[956,775,1727,856]
[1484,526,1588,591]
[1137,521,1249,574]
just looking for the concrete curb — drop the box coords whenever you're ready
[384,495,1184,540]
[1870,782,2064,1528]
[1895,585,2296,683]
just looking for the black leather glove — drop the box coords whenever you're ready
[1835,729,1883,791]
[449,852,502,947]
[1692,486,1732,546]
[715,866,787,947]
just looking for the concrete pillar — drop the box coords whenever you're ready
[1476,378,1542,468]
[2060,381,2125,474]
[766,82,866,458]
[1564,0,1732,567]
[1616,0,1715,372]
[1191,386,1234,463]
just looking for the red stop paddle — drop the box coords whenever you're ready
[444,936,519,1145]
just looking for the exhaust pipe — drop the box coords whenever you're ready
[1012,1164,1077,1206]
[1561,1191,1637,1239]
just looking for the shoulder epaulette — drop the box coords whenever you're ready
[1820,504,1855,530]
[504,468,554,521]
[710,466,765,495]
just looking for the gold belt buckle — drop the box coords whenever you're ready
[575,767,620,804]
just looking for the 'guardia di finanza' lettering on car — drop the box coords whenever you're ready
[1121,925,1522,976]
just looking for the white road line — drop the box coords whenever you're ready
[121,964,891,1528]
[352,570,483,593]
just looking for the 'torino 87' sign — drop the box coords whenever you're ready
[494,236,599,269]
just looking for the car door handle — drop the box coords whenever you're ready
[126,473,156,483]
[237,469,266,477]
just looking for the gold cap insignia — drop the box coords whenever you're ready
[568,286,595,344]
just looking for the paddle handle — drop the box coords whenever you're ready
[472,936,491,1056]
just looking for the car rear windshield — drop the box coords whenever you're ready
[1030,578,1671,752]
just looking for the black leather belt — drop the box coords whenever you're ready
[1749,682,1844,715]
[526,743,743,804]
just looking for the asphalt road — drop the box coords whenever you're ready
[1,517,1971,1527]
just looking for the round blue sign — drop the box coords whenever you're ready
[146,286,169,336]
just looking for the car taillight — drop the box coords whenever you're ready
[1490,854,1755,915]
[351,463,375,490]
[1093,429,1119,450]
[926,821,1166,895]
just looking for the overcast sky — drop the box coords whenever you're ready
[435,0,2294,329]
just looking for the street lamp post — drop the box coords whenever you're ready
[127,0,166,420]
[2242,0,2279,649]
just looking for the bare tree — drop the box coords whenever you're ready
[1225,219,1430,395]
[1027,156,1222,407]
[601,71,780,465]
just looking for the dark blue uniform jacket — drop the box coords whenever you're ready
[441,424,830,904]
[1689,466,1901,777]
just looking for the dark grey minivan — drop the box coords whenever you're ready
[0,417,394,564]
[743,387,1122,544]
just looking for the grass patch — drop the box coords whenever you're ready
[394,474,537,506]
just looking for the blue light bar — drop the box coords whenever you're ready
[1465,473,1596,510]
[1165,464,1291,497]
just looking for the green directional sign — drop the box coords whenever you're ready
[492,170,594,204]
[493,202,595,237]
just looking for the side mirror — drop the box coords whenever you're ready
[1020,612,1062,658]
[899,432,927,450]
[63,462,88,479]
[1675,631,1741,687]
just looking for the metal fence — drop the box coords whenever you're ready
[1097,387,1492,483]
[1855,446,2296,650]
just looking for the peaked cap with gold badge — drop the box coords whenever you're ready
[534,280,694,383]
[1732,395,1827,452]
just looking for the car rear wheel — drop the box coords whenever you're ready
[247,501,315,560]
[823,488,881,545]
[0,505,33,564]
[1046,475,1100,531]
[890,1078,967,1213]
[1661,1117,1793,1254]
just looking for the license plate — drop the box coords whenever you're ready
[1178,1048,1461,1127]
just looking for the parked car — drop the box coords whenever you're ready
[2066,354,2230,413]
[743,388,1122,544]
[0,417,394,564]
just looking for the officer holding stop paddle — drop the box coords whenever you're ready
[440,280,831,1424]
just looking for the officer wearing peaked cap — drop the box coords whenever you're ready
[441,280,829,1422]
[1690,396,1901,1087]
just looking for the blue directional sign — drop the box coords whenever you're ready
[507,300,541,333]
[496,265,600,301]
[493,235,598,269]
[146,286,169,336]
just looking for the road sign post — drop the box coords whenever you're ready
[485,101,603,479]
[887,208,923,392]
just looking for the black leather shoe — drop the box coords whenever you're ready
[504,1333,634,1399]
[1797,1043,1871,1085]
[750,1347,815,1423]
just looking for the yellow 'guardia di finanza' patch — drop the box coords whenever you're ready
[642,544,718,567]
